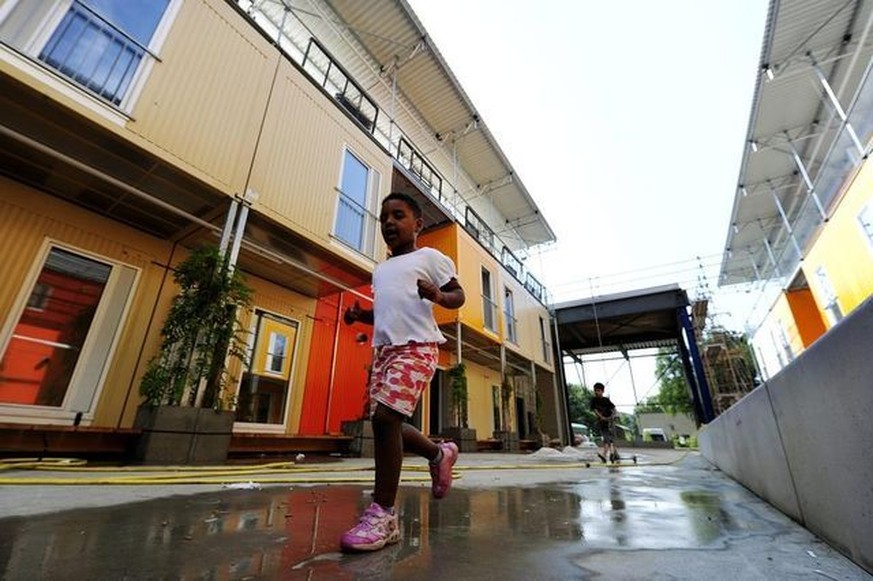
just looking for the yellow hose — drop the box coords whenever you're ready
[0,452,687,485]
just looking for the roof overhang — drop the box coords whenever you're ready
[720,0,873,286]
[552,284,689,356]
[321,0,556,248]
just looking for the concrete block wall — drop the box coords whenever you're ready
[699,296,873,574]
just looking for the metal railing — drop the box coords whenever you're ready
[482,295,498,333]
[36,0,156,106]
[334,189,378,256]
[233,0,554,304]
[397,137,443,200]
[302,38,378,133]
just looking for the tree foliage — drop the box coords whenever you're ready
[567,384,598,429]
[140,246,252,409]
[653,348,695,416]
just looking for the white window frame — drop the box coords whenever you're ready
[481,267,497,333]
[264,331,287,376]
[814,265,843,325]
[858,203,873,251]
[0,0,181,118]
[0,240,139,425]
[504,287,517,344]
[333,147,380,258]
[234,308,301,433]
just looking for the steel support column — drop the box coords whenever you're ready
[785,133,827,220]
[769,180,803,258]
[810,58,867,158]
[678,306,714,423]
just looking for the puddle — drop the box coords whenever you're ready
[0,473,801,580]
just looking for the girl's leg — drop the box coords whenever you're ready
[371,403,405,508]
[401,422,440,461]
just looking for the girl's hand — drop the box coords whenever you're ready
[344,301,362,325]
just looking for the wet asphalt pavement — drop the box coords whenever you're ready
[0,451,870,580]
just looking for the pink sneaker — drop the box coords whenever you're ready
[340,502,400,552]
[430,442,459,499]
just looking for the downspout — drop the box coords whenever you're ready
[325,292,344,433]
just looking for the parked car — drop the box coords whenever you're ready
[571,423,593,446]
[643,428,668,442]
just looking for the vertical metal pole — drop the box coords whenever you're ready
[219,200,239,256]
[763,237,781,277]
[455,319,462,365]
[325,292,344,433]
[811,60,867,157]
[389,66,397,153]
[623,349,640,442]
[227,203,249,270]
[552,314,570,444]
[785,133,827,219]
[749,254,762,281]
[769,181,803,257]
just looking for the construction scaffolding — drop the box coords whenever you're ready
[692,299,757,415]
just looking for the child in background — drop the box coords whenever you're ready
[590,382,619,463]
[340,192,466,552]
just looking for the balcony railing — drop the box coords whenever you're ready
[768,55,873,285]
[303,38,378,133]
[397,137,443,200]
[1,0,159,107]
[483,295,498,333]
[234,0,553,305]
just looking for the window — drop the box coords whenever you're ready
[1,0,172,107]
[335,149,379,255]
[772,322,793,367]
[0,245,136,416]
[504,287,517,343]
[236,310,298,425]
[481,268,496,332]
[814,266,843,325]
[859,204,873,249]
[265,332,287,375]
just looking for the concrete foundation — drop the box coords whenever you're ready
[700,296,873,574]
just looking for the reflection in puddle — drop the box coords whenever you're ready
[0,474,747,579]
[0,485,584,580]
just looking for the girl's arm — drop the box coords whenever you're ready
[417,277,465,309]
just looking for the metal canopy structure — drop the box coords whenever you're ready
[250,0,556,249]
[721,0,873,286]
[552,285,714,426]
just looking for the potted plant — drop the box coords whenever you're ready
[134,245,253,464]
[493,375,519,451]
[442,362,477,452]
[341,363,376,457]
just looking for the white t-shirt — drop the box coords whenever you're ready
[372,247,457,346]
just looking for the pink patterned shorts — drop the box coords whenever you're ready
[369,343,439,417]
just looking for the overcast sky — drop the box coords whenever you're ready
[405,0,770,410]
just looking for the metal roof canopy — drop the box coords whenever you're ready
[552,284,715,425]
[553,285,691,355]
[316,0,556,248]
[721,0,873,286]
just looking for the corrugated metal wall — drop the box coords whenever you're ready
[299,287,373,434]
[803,159,873,320]
[248,58,391,255]
[128,0,278,195]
